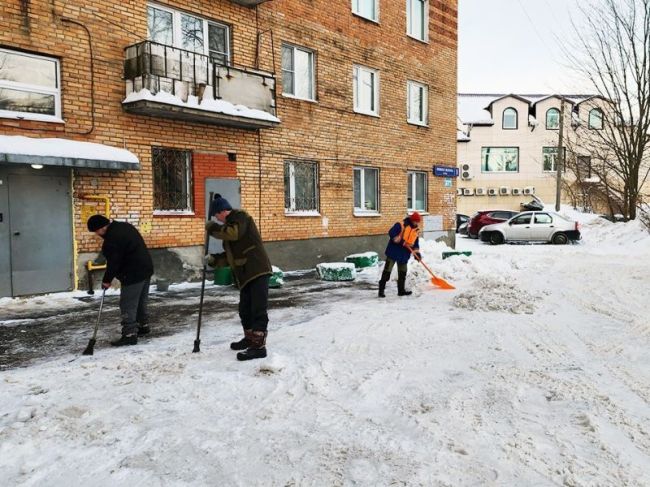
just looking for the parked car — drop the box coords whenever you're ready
[456,214,470,233]
[479,211,581,245]
[467,210,520,238]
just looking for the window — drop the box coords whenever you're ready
[588,108,603,129]
[534,213,553,224]
[577,155,592,178]
[352,0,378,22]
[354,167,379,213]
[502,107,518,129]
[353,66,379,116]
[152,147,193,212]
[407,0,428,41]
[511,214,532,225]
[546,108,560,129]
[407,81,428,125]
[147,4,230,65]
[407,171,427,211]
[542,147,566,172]
[281,44,315,101]
[0,48,61,121]
[481,147,519,172]
[284,161,319,213]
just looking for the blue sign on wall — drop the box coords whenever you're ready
[433,165,459,178]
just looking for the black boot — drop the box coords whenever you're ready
[397,271,412,296]
[378,271,391,298]
[137,325,150,337]
[230,329,253,350]
[110,334,138,347]
[237,331,267,361]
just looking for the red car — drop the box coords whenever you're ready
[467,210,520,238]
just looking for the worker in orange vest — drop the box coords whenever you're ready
[378,212,421,298]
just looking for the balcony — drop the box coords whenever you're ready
[123,41,279,129]
[230,0,268,6]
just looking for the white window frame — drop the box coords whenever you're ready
[502,107,518,129]
[481,147,520,173]
[281,43,316,101]
[0,48,62,122]
[284,160,320,215]
[407,171,427,212]
[352,0,379,22]
[407,80,428,126]
[588,108,603,130]
[406,0,429,42]
[353,65,379,116]
[354,166,380,215]
[542,147,567,173]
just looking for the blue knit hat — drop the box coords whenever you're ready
[210,194,232,216]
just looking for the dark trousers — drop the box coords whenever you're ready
[239,275,270,333]
[382,258,408,275]
[119,278,150,336]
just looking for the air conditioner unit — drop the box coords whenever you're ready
[499,186,510,195]
[512,188,522,196]
[475,187,486,196]
[523,186,535,195]
[457,188,463,196]
[487,188,497,196]
[460,163,473,180]
[463,188,475,196]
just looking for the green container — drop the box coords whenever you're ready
[442,251,473,260]
[345,251,379,269]
[269,266,284,288]
[214,266,234,286]
[317,262,357,281]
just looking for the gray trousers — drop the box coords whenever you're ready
[119,278,150,336]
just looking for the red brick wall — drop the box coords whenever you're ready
[192,152,238,220]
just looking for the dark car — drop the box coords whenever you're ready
[467,210,520,238]
[456,214,470,233]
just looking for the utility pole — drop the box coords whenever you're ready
[555,98,565,211]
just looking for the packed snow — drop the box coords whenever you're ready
[1,210,649,486]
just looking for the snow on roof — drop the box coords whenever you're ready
[457,129,470,142]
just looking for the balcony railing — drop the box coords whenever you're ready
[123,41,279,129]
[230,0,268,6]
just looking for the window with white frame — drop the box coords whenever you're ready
[502,107,518,129]
[407,81,428,125]
[147,4,230,65]
[353,65,379,116]
[407,0,428,41]
[152,147,193,212]
[284,160,319,213]
[481,147,519,172]
[352,0,378,22]
[542,147,566,172]
[281,44,315,101]
[0,48,61,121]
[407,171,427,211]
[354,167,379,212]
[588,108,603,130]
[546,108,560,129]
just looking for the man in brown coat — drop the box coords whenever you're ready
[205,195,272,361]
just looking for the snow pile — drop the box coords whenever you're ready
[453,275,538,314]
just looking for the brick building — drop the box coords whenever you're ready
[0,0,457,297]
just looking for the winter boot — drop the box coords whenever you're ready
[378,271,391,298]
[237,331,267,361]
[137,325,151,337]
[397,271,412,296]
[110,334,138,347]
[230,329,253,350]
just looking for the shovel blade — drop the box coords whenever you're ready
[82,338,96,356]
[431,276,455,290]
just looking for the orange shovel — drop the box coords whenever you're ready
[405,245,455,290]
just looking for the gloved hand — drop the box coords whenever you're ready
[204,254,216,267]
[101,281,111,290]
[205,220,218,232]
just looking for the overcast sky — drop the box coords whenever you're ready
[458,0,592,95]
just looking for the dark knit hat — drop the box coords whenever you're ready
[87,214,110,232]
[209,194,232,216]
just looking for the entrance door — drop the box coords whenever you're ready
[205,178,241,254]
[0,167,10,297]
[7,167,73,296]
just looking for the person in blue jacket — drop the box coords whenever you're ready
[378,212,422,298]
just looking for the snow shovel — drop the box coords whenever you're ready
[82,289,106,355]
[405,245,455,290]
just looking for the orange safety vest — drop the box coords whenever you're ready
[398,222,419,247]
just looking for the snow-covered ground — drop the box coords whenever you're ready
[1,211,649,486]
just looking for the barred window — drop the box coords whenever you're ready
[152,147,193,212]
[284,160,319,212]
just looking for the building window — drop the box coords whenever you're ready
[352,0,378,22]
[542,147,566,172]
[353,65,379,116]
[284,160,319,213]
[502,107,518,129]
[546,108,560,129]
[354,167,379,213]
[147,4,230,65]
[407,0,428,41]
[407,171,427,211]
[577,155,592,179]
[407,81,428,125]
[588,108,603,130]
[152,147,193,212]
[481,147,519,172]
[281,44,315,101]
[0,48,61,121]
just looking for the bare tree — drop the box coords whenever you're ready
[567,0,650,220]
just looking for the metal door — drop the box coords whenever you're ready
[8,169,73,296]
[0,167,10,297]
[205,178,241,254]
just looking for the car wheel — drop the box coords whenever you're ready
[489,232,504,245]
[552,232,568,245]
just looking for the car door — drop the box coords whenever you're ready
[506,213,533,241]
[532,212,555,241]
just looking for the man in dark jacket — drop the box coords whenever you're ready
[87,215,154,346]
[205,195,272,361]
[378,212,422,298]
